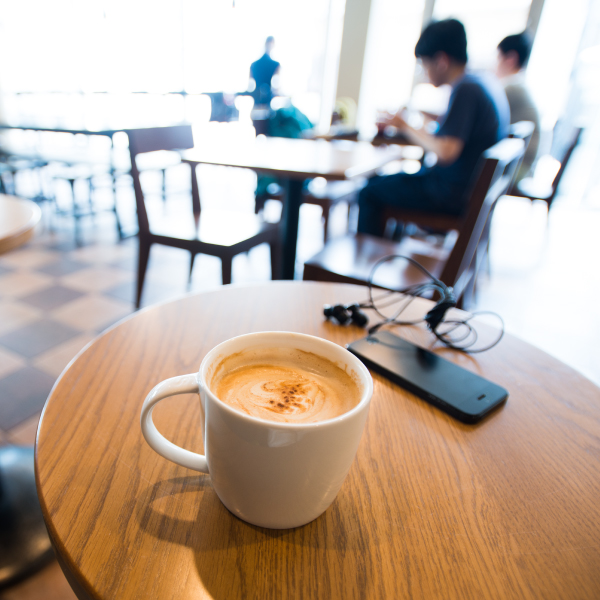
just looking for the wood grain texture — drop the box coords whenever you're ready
[0,194,41,255]
[181,138,403,181]
[35,282,600,600]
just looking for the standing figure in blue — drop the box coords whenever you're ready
[250,36,281,107]
[357,19,510,238]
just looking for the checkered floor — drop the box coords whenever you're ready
[0,226,142,441]
[0,235,133,443]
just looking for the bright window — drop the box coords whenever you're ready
[0,0,339,124]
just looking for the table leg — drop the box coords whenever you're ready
[0,446,53,588]
[190,163,201,214]
[280,179,304,280]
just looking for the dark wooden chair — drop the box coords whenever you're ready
[127,125,280,309]
[303,138,525,308]
[512,124,582,212]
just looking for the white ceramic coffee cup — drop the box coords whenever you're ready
[140,331,373,529]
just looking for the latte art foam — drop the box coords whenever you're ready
[211,349,361,424]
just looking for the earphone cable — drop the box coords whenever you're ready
[362,254,505,353]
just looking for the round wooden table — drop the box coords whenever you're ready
[0,193,41,255]
[35,282,600,599]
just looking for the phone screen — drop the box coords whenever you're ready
[347,331,508,423]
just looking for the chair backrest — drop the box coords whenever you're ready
[509,120,535,152]
[548,125,582,203]
[439,137,525,300]
[507,120,535,190]
[125,126,194,234]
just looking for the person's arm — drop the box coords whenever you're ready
[421,110,441,122]
[400,83,481,165]
[389,113,463,164]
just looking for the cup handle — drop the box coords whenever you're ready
[140,374,209,474]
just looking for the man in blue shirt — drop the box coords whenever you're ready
[250,37,281,107]
[357,19,510,237]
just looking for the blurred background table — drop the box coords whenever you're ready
[182,138,403,278]
[35,281,600,599]
[0,194,41,255]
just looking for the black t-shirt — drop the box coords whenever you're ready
[250,54,280,105]
[429,73,510,203]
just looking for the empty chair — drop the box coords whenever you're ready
[51,162,115,245]
[513,123,582,212]
[303,138,525,309]
[508,120,537,185]
[127,125,280,309]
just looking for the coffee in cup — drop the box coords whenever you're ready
[211,347,361,424]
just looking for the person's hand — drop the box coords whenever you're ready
[375,109,409,132]
[388,111,409,130]
[375,110,393,130]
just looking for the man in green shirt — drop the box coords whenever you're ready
[497,32,540,182]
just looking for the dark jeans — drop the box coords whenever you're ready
[357,170,464,237]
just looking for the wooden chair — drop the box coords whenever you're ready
[512,124,582,212]
[509,120,535,147]
[127,126,280,309]
[303,138,525,308]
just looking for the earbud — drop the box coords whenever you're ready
[347,304,369,327]
[424,288,457,331]
[323,304,351,325]
[323,304,369,327]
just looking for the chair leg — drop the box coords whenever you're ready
[544,198,551,226]
[68,179,83,246]
[322,206,331,243]
[110,169,124,240]
[136,240,152,309]
[269,239,280,281]
[87,178,95,223]
[221,256,233,285]
[255,195,266,214]
[347,202,353,233]
[188,252,197,286]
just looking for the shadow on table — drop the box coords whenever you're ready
[136,476,377,599]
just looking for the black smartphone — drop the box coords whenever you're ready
[347,331,508,423]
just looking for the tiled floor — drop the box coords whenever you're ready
[0,145,599,598]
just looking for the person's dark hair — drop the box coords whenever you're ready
[415,19,468,65]
[498,32,533,68]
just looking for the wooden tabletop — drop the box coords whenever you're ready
[0,194,41,254]
[35,282,600,600]
[181,137,403,180]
